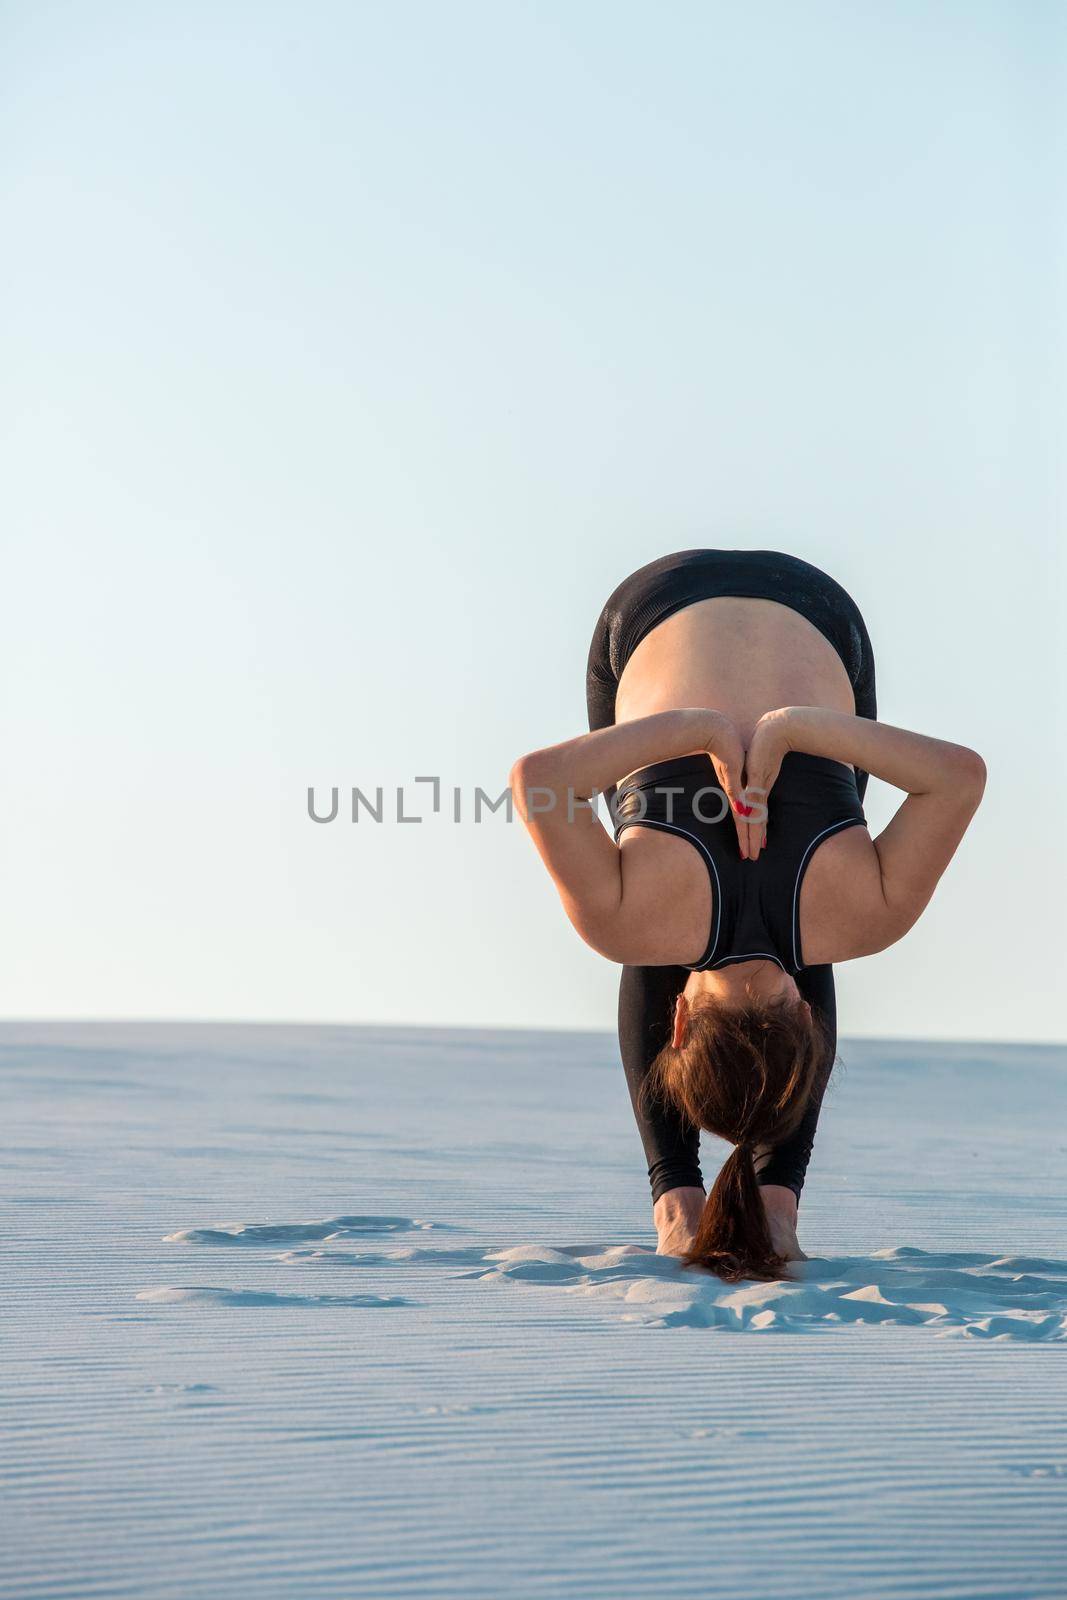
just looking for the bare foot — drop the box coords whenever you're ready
[760,1184,808,1262]
[653,1185,706,1257]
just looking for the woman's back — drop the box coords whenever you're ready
[615,595,856,744]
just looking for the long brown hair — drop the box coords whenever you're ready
[646,995,829,1282]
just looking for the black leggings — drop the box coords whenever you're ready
[586,550,877,1206]
[616,961,837,1203]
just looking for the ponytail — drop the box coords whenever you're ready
[647,995,830,1283]
[682,1141,783,1281]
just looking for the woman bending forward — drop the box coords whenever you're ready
[511,550,985,1281]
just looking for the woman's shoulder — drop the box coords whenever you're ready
[798,825,901,965]
[609,824,713,966]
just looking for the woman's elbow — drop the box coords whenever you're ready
[953,745,987,807]
[509,750,562,815]
[510,751,549,796]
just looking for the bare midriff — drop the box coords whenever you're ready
[614,596,856,748]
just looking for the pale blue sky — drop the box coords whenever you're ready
[3,1,1064,1038]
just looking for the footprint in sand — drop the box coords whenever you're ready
[146,1215,445,1308]
[136,1286,409,1308]
[164,1213,447,1246]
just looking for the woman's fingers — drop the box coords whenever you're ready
[709,717,781,862]
[711,752,750,858]
[742,785,769,860]
[707,724,749,854]
[733,800,753,859]
[739,715,787,862]
[743,763,778,860]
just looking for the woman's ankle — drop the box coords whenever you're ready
[758,1183,799,1225]
[653,1185,706,1227]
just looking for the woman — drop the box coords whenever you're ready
[511,550,985,1282]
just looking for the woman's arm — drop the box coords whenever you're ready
[745,706,987,945]
[512,708,746,810]
[510,709,746,961]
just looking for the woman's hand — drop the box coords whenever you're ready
[739,708,794,861]
[699,711,751,859]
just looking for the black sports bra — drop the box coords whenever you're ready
[613,751,867,974]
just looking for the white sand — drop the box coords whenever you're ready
[3,1022,1067,1597]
